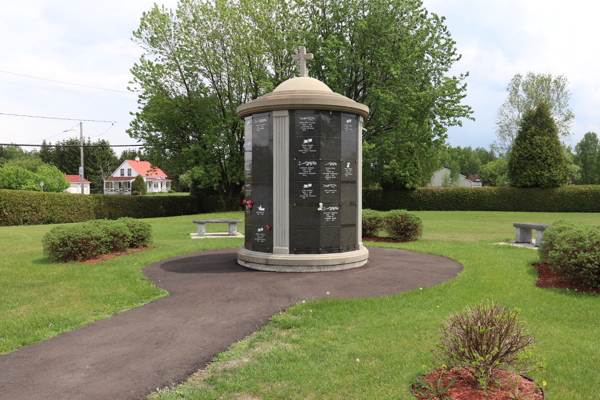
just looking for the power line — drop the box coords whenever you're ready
[0,70,136,94]
[0,143,144,147]
[0,80,137,100]
[0,112,118,123]
[31,123,80,144]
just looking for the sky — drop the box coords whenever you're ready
[1,0,598,158]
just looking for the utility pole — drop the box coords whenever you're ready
[80,121,84,194]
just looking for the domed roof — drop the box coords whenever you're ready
[273,77,332,93]
[237,77,368,118]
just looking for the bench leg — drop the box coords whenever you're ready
[228,223,237,236]
[535,230,544,247]
[196,224,206,236]
[516,227,532,243]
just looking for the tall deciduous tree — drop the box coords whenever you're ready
[574,132,599,184]
[496,72,574,153]
[302,0,472,188]
[508,102,569,188]
[129,0,472,207]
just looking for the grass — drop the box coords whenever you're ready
[1,211,599,399]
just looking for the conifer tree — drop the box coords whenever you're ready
[508,102,569,187]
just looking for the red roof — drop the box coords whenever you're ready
[104,176,172,182]
[127,160,167,177]
[65,175,90,183]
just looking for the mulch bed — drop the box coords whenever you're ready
[413,367,545,400]
[78,247,151,264]
[534,262,600,293]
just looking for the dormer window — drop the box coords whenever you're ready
[127,168,132,176]
[120,169,124,176]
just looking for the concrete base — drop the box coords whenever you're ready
[190,232,245,239]
[237,245,369,272]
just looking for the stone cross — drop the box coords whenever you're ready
[292,46,313,78]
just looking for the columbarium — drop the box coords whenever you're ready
[236,47,369,272]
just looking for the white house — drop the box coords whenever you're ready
[428,167,476,188]
[103,157,171,195]
[64,175,91,194]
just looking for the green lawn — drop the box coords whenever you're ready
[1,211,599,400]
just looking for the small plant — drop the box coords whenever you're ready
[539,219,600,289]
[362,209,384,237]
[131,174,147,195]
[382,209,422,242]
[412,367,455,399]
[432,302,540,390]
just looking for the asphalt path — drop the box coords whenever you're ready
[0,247,463,400]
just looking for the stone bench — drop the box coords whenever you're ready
[191,219,242,238]
[513,222,550,247]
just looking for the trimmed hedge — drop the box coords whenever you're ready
[539,220,600,289]
[0,190,200,226]
[42,218,152,262]
[363,186,600,212]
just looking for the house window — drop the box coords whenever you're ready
[154,182,158,188]
[127,168,132,176]
[120,169,124,176]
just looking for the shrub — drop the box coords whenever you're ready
[132,175,147,195]
[362,186,600,212]
[42,218,152,262]
[432,302,540,390]
[539,220,600,288]
[0,189,200,226]
[119,217,152,248]
[382,209,422,242]
[362,209,384,237]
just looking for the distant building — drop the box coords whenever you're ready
[103,157,171,195]
[428,168,477,188]
[64,175,91,194]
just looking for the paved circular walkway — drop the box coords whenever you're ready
[0,247,462,400]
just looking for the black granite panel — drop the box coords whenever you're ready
[340,225,358,250]
[244,183,252,200]
[291,136,320,159]
[341,159,357,182]
[291,181,320,203]
[252,146,272,163]
[252,161,273,184]
[290,228,320,251]
[292,159,319,181]
[321,160,341,182]
[320,226,341,248]
[340,204,357,225]
[341,113,357,135]
[321,137,341,160]
[248,224,273,253]
[341,181,358,204]
[341,135,357,160]
[321,204,341,226]
[290,204,321,226]
[321,111,341,138]
[252,201,272,226]
[294,110,321,136]
[244,208,252,226]
[251,184,272,205]
[252,113,271,147]
[320,181,341,204]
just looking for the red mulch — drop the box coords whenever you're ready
[78,247,151,264]
[534,263,600,293]
[413,368,544,400]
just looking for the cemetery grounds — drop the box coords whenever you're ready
[0,211,598,399]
